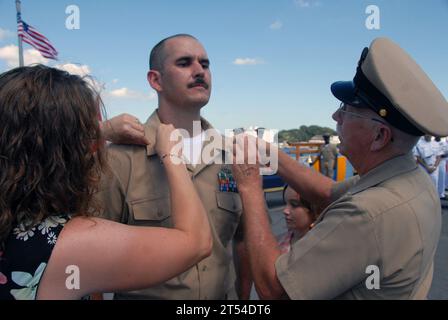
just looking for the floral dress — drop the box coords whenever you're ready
[0,215,70,300]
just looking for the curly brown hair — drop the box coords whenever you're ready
[0,65,106,247]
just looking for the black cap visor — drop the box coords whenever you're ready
[330,79,423,136]
[330,81,365,108]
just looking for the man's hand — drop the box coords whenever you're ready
[101,113,150,145]
[232,163,263,193]
[231,134,287,300]
[231,134,263,194]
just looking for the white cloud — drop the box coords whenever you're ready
[54,63,105,92]
[0,46,94,80]
[0,44,49,68]
[46,63,149,101]
[108,87,156,101]
[269,21,283,30]
[233,58,265,66]
[294,0,321,8]
[0,28,14,41]
[295,0,310,7]
[109,87,131,97]
[0,45,150,102]
[55,63,91,77]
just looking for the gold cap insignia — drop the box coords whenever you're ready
[379,109,387,117]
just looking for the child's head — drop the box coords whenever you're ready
[282,186,319,238]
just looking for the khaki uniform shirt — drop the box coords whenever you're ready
[276,153,441,299]
[96,111,243,299]
[319,143,338,177]
[320,143,338,163]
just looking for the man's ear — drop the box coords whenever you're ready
[370,125,393,151]
[148,70,162,92]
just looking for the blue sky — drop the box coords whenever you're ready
[1,0,447,132]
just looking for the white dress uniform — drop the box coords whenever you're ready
[436,139,448,198]
[414,138,439,192]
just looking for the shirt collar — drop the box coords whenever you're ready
[349,152,418,195]
[144,110,227,157]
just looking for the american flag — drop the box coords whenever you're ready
[17,19,58,60]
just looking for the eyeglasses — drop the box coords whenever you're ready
[335,103,388,125]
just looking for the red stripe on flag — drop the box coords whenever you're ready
[18,26,57,54]
[20,38,57,59]
[26,27,58,53]
[17,20,58,60]
[19,33,56,57]
[19,33,56,55]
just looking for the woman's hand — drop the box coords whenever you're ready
[101,113,150,145]
[155,123,183,162]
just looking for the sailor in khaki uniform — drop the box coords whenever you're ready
[96,34,246,299]
[317,134,338,178]
[232,37,448,299]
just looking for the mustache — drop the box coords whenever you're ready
[188,79,209,89]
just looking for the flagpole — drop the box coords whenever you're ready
[15,0,24,67]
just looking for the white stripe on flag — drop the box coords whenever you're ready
[17,20,58,60]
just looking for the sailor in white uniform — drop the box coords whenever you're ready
[435,137,448,198]
[414,135,441,192]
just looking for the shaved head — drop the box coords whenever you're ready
[149,34,198,71]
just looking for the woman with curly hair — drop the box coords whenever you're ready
[0,65,212,300]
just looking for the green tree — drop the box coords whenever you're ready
[278,126,336,143]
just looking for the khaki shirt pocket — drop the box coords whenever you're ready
[216,192,243,213]
[212,191,242,246]
[129,197,172,227]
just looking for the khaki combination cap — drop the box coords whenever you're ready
[331,37,448,136]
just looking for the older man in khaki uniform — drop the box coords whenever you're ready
[96,34,247,299]
[232,37,448,299]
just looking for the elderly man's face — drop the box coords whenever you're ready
[332,104,380,162]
